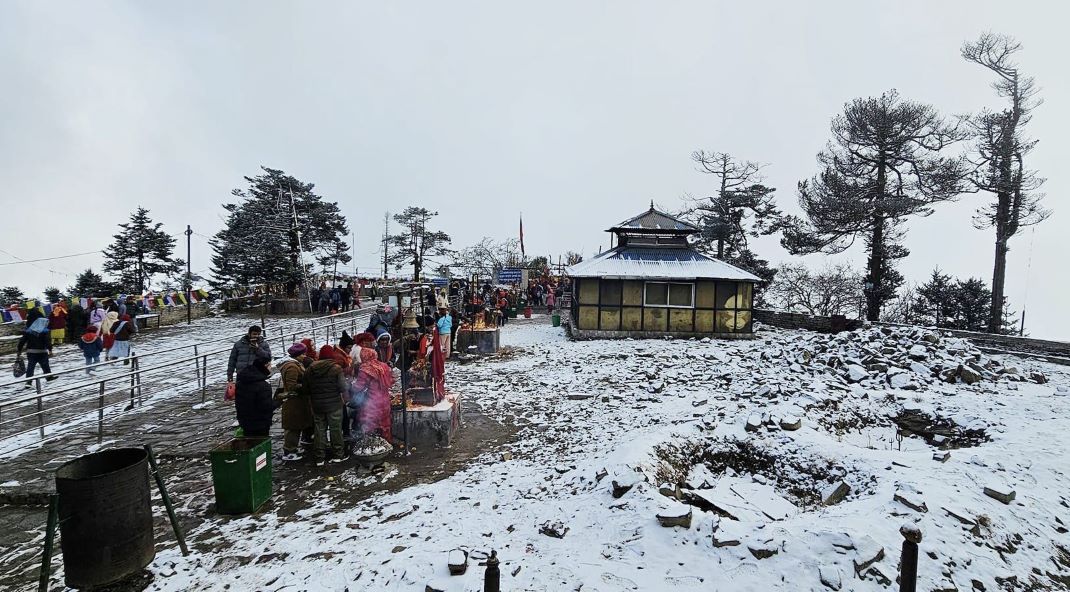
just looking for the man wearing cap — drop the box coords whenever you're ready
[228,325,271,383]
[276,342,312,461]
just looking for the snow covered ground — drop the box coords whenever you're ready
[125,319,1070,590]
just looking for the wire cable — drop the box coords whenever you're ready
[0,248,103,266]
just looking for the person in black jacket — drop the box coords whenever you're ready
[17,317,55,387]
[234,351,275,437]
[304,356,347,466]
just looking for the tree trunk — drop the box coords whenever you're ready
[866,218,883,322]
[988,235,1008,333]
[137,251,144,294]
[865,160,888,322]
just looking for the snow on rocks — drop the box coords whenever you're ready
[130,321,1070,592]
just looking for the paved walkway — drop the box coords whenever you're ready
[0,318,525,591]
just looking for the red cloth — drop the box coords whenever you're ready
[355,348,394,442]
[431,328,446,399]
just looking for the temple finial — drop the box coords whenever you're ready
[650,199,654,210]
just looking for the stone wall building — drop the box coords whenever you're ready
[566,205,760,339]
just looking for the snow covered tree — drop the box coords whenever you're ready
[914,269,957,328]
[909,270,1015,333]
[385,207,451,281]
[685,151,782,285]
[962,33,1049,333]
[211,167,350,294]
[782,90,967,321]
[766,262,864,318]
[450,237,521,278]
[0,286,25,305]
[103,207,183,294]
[67,268,116,297]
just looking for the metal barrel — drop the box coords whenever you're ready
[55,447,155,589]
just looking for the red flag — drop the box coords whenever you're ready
[520,214,525,257]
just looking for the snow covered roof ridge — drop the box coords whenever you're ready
[608,204,699,234]
[566,246,762,281]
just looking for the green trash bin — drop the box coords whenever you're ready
[551,313,561,327]
[210,437,272,514]
[508,307,518,318]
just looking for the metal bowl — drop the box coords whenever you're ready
[352,449,391,468]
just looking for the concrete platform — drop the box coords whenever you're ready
[392,391,461,448]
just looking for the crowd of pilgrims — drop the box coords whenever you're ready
[16,297,141,386]
[227,301,454,466]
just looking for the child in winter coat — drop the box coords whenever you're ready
[78,325,104,374]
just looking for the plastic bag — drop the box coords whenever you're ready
[12,356,25,378]
[224,381,236,402]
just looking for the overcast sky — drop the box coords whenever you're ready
[1,1,1066,338]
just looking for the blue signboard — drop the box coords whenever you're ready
[497,267,522,284]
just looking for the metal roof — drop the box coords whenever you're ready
[608,206,699,233]
[566,247,762,281]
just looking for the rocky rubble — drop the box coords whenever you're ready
[761,325,1047,389]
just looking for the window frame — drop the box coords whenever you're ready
[643,281,695,309]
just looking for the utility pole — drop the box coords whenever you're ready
[185,225,192,324]
[381,211,390,279]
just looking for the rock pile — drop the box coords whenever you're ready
[760,325,1047,389]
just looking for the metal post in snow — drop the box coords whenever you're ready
[899,524,921,592]
[128,358,137,409]
[185,225,193,325]
[193,345,201,388]
[200,355,208,402]
[144,444,189,556]
[98,381,105,443]
[135,356,143,405]
[35,378,44,439]
[37,493,58,592]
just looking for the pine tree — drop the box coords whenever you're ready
[1,286,25,305]
[961,33,1049,333]
[914,269,956,328]
[385,207,451,281]
[67,268,116,297]
[686,151,782,287]
[952,278,992,332]
[43,287,65,304]
[211,167,350,293]
[782,90,967,321]
[103,207,183,294]
[911,270,1015,333]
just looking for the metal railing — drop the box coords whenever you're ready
[0,307,374,456]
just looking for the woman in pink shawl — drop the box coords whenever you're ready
[352,347,395,443]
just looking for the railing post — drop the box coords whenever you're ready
[200,355,208,403]
[279,327,285,357]
[129,357,137,408]
[98,381,105,443]
[134,356,143,406]
[899,525,921,592]
[35,378,44,439]
[193,345,201,388]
